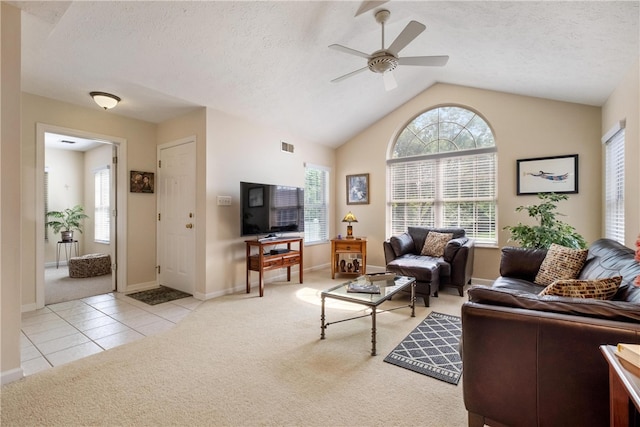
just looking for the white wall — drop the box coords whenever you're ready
[602,57,640,247]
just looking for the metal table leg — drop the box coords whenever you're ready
[320,294,326,340]
[371,307,377,356]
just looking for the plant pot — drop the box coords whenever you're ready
[61,231,74,242]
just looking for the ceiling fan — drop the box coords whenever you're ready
[329,9,449,91]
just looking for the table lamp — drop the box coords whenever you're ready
[342,211,358,239]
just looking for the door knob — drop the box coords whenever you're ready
[185,223,193,229]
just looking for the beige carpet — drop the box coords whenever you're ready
[2,270,468,426]
[45,266,113,305]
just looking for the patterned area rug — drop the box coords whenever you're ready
[384,311,462,385]
[127,286,192,305]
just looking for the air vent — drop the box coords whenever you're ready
[281,141,294,154]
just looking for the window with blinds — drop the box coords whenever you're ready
[604,126,625,244]
[388,106,497,245]
[304,164,330,244]
[94,166,110,243]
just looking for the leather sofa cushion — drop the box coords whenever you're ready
[389,232,415,257]
[499,247,547,281]
[386,255,439,282]
[468,285,640,323]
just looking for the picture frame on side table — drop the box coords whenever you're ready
[347,173,369,205]
[517,154,578,195]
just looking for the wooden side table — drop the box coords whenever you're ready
[330,238,366,279]
[600,345,640,426]
[245,237,303,297]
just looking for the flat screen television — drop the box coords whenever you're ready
[240,181,304,237]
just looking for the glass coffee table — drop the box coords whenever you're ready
[320,275,416,356]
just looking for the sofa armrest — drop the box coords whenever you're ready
[383,240,396,265]
[499,246,547,281]
[462,300,640,427]
[447,238,474,286]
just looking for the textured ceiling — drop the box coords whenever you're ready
[14,1,640,147]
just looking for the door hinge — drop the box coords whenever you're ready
[113,156,118,164]
[158,160,161,168]
[158,213,161,221]
[157,265,161,274]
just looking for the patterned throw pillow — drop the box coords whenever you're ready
[539,276,622,300]
[420,232,453,257]
[534,243,588,286]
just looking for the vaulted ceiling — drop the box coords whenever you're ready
[13,1,640,147]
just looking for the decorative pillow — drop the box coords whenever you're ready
[539,276,622,300]
[534,243,588,286]
[420,232,453,257]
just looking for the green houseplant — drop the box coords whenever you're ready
[503,192,587,249]
[46,204,89,242]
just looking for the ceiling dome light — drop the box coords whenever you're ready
[90,91,121,110]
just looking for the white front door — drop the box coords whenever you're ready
[157,139,196,294]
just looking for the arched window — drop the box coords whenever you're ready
[388,105,497,245]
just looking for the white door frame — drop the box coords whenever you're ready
[35,123,128,308]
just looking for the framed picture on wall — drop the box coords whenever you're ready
[346,173,369,205]
[130,171,154,193]
[516,154,578,195]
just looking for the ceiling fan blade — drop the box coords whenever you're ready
[387,21,426,55]
[383,70,397,91]
[331,67,369,83]
[398,55,449,67]
[354,0,390,17]
[329,44,371,59]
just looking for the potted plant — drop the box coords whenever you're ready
[46,204,89,242]
[503,192,587,249]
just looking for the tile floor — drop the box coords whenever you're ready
[21,292,202,377]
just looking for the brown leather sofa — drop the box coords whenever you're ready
[461,238,640,427]
[383,227,474,306]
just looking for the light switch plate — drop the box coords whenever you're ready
[217,196,232,206]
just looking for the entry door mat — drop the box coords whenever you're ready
[127,286,192,305]
[384,311,462,385]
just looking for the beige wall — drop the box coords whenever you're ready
[21,93,158,305]
[1,2,23,384]
[44,148,85,263]
[602,57,640,248]
[203,108,335,298]
[336,83,603,282]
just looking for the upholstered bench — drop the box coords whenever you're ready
[68,253,111,278]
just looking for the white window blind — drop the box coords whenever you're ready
[94,166,110,243]
[604,126,625,244]
[389,152,497,244]
[304,164,330,244]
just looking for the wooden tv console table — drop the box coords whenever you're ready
[245,237,303,297]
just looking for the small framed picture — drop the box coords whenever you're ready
[248,186,264,207]
[516,154,578,195]
[130,171,154,193]
[346,173,369,205]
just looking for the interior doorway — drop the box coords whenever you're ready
[35,124,128,309]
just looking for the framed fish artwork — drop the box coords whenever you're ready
[517,154,578,195]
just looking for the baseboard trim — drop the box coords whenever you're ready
[471,278,493,286]
[1,367,24,385]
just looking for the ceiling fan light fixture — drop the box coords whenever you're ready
[90,91,121,110]
[368,52,398,74]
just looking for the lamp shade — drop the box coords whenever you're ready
[90,91,121,110]
[342,212,358,223]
